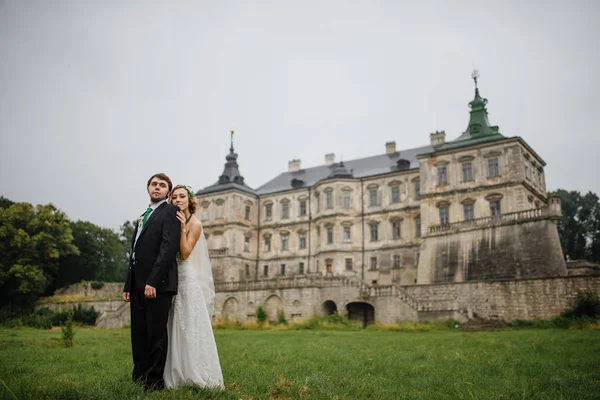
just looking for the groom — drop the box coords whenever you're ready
[123,173,181,390]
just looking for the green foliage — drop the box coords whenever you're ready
[90,281,105,290]
[0,202,78,312]
[0,195,14,209]
[119,220,135,261]
[277,311,288,325]
[61,311,75,347]
[56,220,127,288]
[256,305,267,324]
[0,305,99,329]
[563,290,600,318]
[553,189,600,262]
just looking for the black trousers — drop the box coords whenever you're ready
[130,286,173,389]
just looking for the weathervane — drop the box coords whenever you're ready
[471,69,480,89]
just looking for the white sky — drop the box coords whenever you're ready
[1,0,598,229]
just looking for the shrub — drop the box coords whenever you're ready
[563,291,600,318]
[327,312,347,325]
[256,306,267,325]
[61,311,75,347]
[277,311,288,325]
[90,281,105,290]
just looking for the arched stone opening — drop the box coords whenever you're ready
[264,294,284,321]
[346,301,375,328]
[322,300,338,316]
[222,297,240,321]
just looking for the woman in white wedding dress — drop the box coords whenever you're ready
[164,185,224,389]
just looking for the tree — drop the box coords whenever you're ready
[0,202,78,311]
[0,196,14,209]
[554,189,600,262]
[119,220,136,261]
[56,221,127,288]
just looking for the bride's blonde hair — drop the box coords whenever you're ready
[171,185,198,214]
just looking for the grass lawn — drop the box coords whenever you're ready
[0,327,598,399]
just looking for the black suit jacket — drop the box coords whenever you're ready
[123,202,181,295]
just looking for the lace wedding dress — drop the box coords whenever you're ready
[164,220,224,388]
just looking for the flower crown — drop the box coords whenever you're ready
[179,185,195,198]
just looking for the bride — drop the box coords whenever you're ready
[164,184,224,389]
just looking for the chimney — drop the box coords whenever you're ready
[386,141,396,154]
[325,153,336,166]
[288,159,301,172]
[430,130,446,147]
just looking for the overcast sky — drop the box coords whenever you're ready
[1,0,598,230]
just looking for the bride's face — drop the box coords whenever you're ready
[171,188,189,211]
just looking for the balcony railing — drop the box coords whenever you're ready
[215,275,360,292]
[429,207,548,234]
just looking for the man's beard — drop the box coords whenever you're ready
[150,193,167,203]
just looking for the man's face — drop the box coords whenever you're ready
[147,177,170,203]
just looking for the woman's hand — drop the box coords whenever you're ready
[176,210,187,233]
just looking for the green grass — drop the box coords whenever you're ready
[0,328,599,399]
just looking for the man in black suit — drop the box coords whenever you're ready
[123,173,181,390]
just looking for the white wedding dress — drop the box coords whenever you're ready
[164,221,224,389]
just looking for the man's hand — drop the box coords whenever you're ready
[122,292,130,302]
[144,285,157,299]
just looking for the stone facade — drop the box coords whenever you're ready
[192,77,574,325]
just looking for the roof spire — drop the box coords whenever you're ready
[230,128,234,152]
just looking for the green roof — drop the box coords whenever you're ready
[435,85,505,152]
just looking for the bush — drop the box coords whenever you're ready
[61,311,75,347]
[0,305,99,329]
[277,311,288,325]
[256,306,267,325]
[327,312,347,325]
[563,291,600,318]
[90,281,105,290]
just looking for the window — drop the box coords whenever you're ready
[462,162,473,182]
[392,221,401,239]
[244,236,250,252]
[464,204,474,221]
[370,256,378,270]
[343,226,351,243]
[299,200,307,216]
[326,192,333,209]
[490,200,501,218]
[415,183,420,200]
[393,255,401,268]
[416,218,421,237]
[316,226,320,245]
[369,190,378,206]
[281,202,289,219]
[264,236,271,252]
[438,167,448,185]
[245,264,250,278]
[245,205,251,220]
[488,158,500,177]
[280,264,286,275]
[370,224,378,241]
[391,186,400,203]
[439,207,449,226]
[265,204,272,220]
[281,234,289,250]
[525,163,530,180]
[263,265,268,277]
[316,195,321,212]
[299,262,304,274]
[327,227,333,244]
[345,258,353,271]
[201,205,209,221]
[299,232,306,249]
[343,194,351,209]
